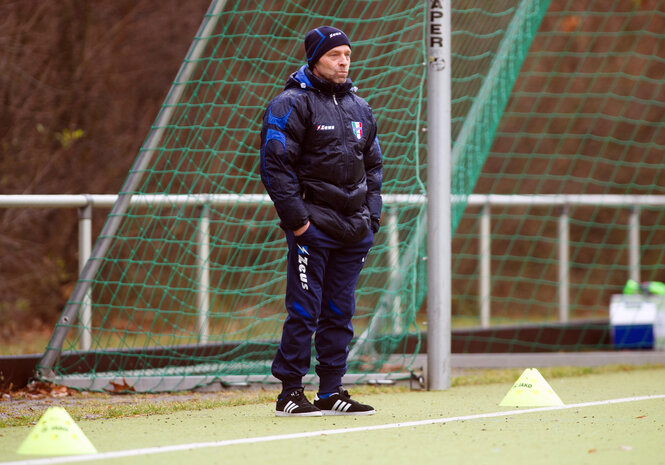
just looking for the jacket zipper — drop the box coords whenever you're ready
[332,92,351,187]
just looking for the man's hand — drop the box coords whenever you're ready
[293,221,310,237]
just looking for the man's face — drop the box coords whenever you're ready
[313,45,351,85]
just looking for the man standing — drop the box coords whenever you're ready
[260,26,383,417]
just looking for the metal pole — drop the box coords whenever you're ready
[559,205,569,323]
[77,203,92,351]
[426,0,452,390]
[387,207,403,332]
[38,0,228,377]
[480,203,491,328]
[629,206,640,283]
[196,205,211,343]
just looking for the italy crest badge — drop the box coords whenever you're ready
[352,121,363,140]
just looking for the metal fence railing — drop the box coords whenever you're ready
[2,193,663,347]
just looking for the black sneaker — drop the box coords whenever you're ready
[313,387,376,416]
[275,388,322,417]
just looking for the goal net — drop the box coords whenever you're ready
[37,0,665,392]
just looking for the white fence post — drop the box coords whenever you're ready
[387,207,403,332]
[77,202,92,351]
[629,206,640,284]
[196,204,211,343]
[480,203,491,328]
[558,204,569,323]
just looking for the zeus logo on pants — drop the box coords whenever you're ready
[297,244,309,290]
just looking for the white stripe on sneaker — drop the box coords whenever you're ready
[284,401,297,413]
[332,400,351,412]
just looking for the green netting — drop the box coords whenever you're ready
[454,0,665,350]
[40,0,434,391]
[37,0,665,392]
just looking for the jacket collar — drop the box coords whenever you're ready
[288,65,354,95]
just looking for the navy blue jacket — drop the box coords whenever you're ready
[260,65,383,243]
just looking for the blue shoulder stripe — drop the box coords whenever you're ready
[267,74,308,129]
[266,128,286,147]
[267,106,291,130]
[261,128,288,187]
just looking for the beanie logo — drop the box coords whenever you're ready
[329,32,342,38]
[352,121,363,140]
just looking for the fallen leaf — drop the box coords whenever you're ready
[51,385,69,397]
[105,379,136,394]
[11,381,75,399]
[379,363,405,373]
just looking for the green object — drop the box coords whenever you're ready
[624,279,665,296]
[17,407,97,456]
[37,0,665,392]
[648,282,665,296]
[499,368,563,407]
[623,279,640,295]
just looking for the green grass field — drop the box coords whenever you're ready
[1,367,664,465]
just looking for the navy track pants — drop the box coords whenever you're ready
[271,222,373,395]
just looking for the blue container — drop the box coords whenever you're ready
[611,324,654,349]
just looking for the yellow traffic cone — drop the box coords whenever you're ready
[499,368,564,407]
[17,406,97,456]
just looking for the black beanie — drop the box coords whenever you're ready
[304,26,351,69]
